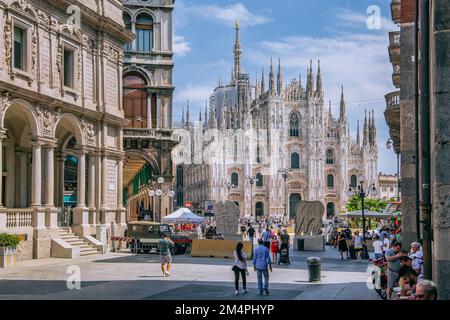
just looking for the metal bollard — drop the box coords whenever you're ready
[307,257,321,282]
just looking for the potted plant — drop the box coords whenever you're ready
[0,233,21,268]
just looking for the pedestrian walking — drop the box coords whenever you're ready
[372,235,384,260]
[352,231,363,260]
[253,239,272,295]
[270,235,279,264]
[232,242,248,295]
[247,224,255,244]
[158,233,175,277]
[261,227,271,249]
[338,232,349,259]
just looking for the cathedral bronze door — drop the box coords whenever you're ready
[289,193,302,219]
[255,202,264,217]
[327,202,335,219]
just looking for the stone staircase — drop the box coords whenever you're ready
[59,228,100,256]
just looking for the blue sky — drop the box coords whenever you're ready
[172,0,398,174]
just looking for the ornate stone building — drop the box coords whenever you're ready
[174,23,379,220]
[0,0,133,260]
[121,0,178,222]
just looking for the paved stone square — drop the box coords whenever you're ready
[0,246,379,300]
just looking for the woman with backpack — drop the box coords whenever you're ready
[232,242,248,295]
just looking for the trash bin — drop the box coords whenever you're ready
[297,238,305,251]
[307,257,321,282]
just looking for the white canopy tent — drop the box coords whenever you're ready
[162,207,205,224]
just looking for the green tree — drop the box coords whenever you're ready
[345,195,387,213]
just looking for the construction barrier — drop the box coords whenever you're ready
[190,239,253,259]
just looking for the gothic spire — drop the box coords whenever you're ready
[363,109,368,146]
[233,19,242,82]
[329,100,332,117]
[269,58,275,96]
[306,59,314,97]
[316,60,323,95]
[204,101,208,126]
[340,85,346,120]
[255,72,260,98]
[277,58,283,97]
[181,106,185,128]
[199,108,202,122]
[357,119,360,146]
[260,66,265,95]
[371,109,377,146]
[186,100,190,129]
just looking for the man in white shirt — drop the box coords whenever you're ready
[383,235,390,252]
[372,235,384,260]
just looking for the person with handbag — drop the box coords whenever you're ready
[232,242,248,295]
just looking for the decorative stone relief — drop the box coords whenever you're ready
[0,92,11,116]
[31,27,37,78]
[79,116,95,145]
[3,19,12,75]
[34,104,59,136]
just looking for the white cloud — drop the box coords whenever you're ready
[174,84,215,105]
[173,34,191,57]
[334,7,398,32]
[190,3,272,27]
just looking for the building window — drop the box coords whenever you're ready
[63,48,74,88]
[256,146,261,163]
[123,73,149,128]
[350,175,357,188]
[289,112,299,137]
[123,13,132,51]
[231,172,239,186]
[13,26,26,71]
[327,174,334,188]
[326,149,334,164]
[256,173,263,187]
[291,152,300,169]
[136,13,153,52]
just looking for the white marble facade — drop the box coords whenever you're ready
[174,23,379,220]
[0,0,133,259]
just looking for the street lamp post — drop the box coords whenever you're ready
[347,177,378,260]
[246,176,256,220]
[278,169,292,221]
[386,138,401,202]
[148,176,175,222]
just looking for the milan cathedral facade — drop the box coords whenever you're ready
[173,23,379,220]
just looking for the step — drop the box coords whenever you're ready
[80,250,99,256]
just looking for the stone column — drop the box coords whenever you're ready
[31,142,42,207]
[147,90,152,129]
[44,144,58,229]
[44,146,55,207]
[19,152,28,208]
[72,149,89,236]
[431,0,450,299]
[88,153,96,227]
[56,154,65,208]
[0,130,4,207]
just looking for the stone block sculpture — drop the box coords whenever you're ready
[214,201,240,239]
[295,201,324,236]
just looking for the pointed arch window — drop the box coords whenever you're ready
[291,152,300,169]
[136,13,153,52]
[350,175,357,188]
[327,174,334,188]
[289,112,299,137]
[231,172,239,187]
[326,149,334,164]
[256,173,263,187]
